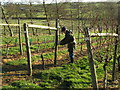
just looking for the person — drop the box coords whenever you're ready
[58,26,76,63]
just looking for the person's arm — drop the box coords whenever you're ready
[60,35,74,45]
[60,36,68,45]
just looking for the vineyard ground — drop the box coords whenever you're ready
[2,38,119,88]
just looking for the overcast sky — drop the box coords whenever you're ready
[0,0,119,4]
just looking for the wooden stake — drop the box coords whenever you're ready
[54,19,58,65]
[18,18,23,55]
[23,23,32,76]
[41,54,45,70]
[84,27,98,89]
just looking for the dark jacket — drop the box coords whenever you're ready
[60,30,75,52]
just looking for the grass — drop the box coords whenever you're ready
[32,56,92,89]
[2,48,118,89]
[4,36,112,66]
[5,48,68,66]
[2,80,42,89]
[3,56,92,89]
[4,39,88,66]
[6,58,27,66]
[1,33,65,55]
[2,46,26,56]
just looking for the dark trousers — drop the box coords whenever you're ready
[69,51,74,63]
[68,43,75,63]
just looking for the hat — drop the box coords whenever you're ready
[61,26,66,32]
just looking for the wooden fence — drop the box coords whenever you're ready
[23,23,58,76]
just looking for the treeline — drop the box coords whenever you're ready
[1,2,118,18]
[1,2,118,27]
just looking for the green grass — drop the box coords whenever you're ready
[5,55,41,66]
[3,80,42,89]
[4,36,106,66]
[2,46,26,56]
[3,53,117,89]
[33,56,92,89]
[6,58,27,66]
[5,48,68,66]
[1,33,65,55]
[3,56,92,89]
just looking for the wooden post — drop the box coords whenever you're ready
[18,18,23,55]
[41,54,45,70]
[54,19,58,65]
[84,27,98,89]
[112,25,119,81]
[23,23,32,76]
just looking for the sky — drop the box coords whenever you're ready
[0,0,119,4]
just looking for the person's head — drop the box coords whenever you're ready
[61,26,66,33]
